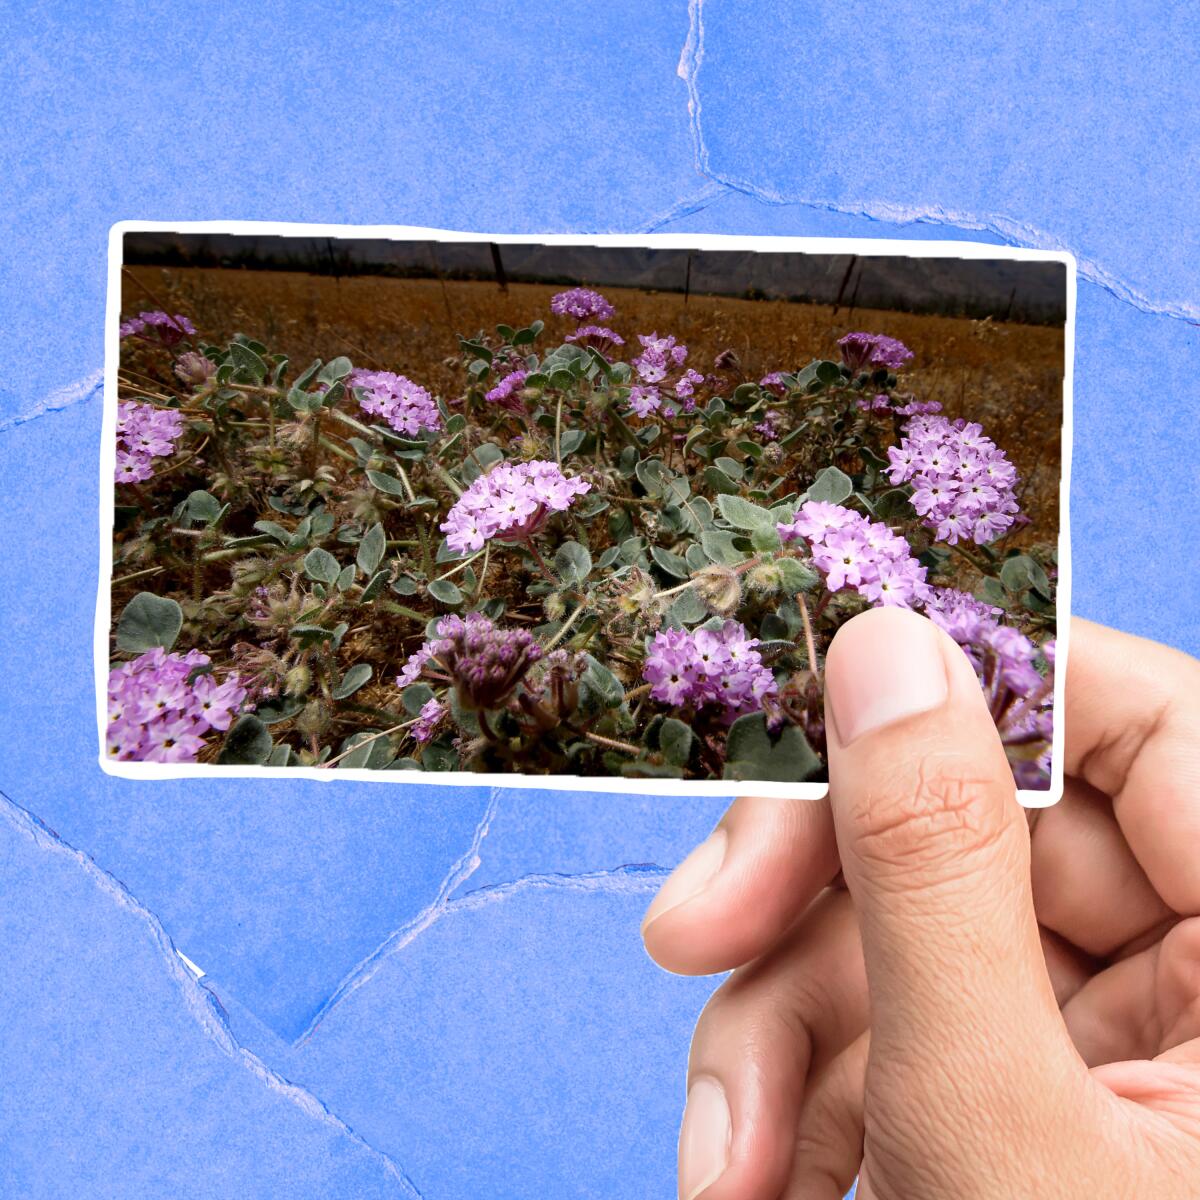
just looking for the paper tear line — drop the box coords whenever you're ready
[292,786,505,1046]
[0,787,424,1200]
[673,0,1200,325]
[0,369,104,434]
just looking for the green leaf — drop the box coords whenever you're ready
[337,730,395,770]
[749,524,783,552]
[303,547,340,585]
[580,653,624,709]
[402,682,435,715]
[874,488,914,520]
[335,564,357,592]
[716,493,775,531]
[723,713,822,783]
[391,573,420,595]
[594,545,621,570]
[650,545,690,579]
[554,540,592,584]
[428,578,464,606]
[253,694,303,725]
[228,340,268,384]
[217,715,273,765]
[558,429,587,456]
[460,442,505,483]
[703,466,740,495]
[366,470,407,497]
[360,569,390,603]
[713,456,743,480]
[315,357,351,387]
[356,522,386,576]
[659,718,694,767]
[666,588,708,626]
[634,457,673,498]
[700,529,745,565]
[332,663,373,699]
[815,360,843,386]
[253,519,291,545]
[777,557,821,593]
[116,592,183,653]
[808,466,853,505]
[181,489,222,525]
[1000,554,1052,598]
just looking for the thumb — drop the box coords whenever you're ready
[823,608,1084,1140]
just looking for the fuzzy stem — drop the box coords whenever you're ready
[543,600,588,651]
[798,592,820,678]
[584,730,641,756]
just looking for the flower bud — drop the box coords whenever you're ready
[745,562,783,596]
[174,351,216,386]
[284,664,312,697]
[692,564,743,616]
[543,592,566,622]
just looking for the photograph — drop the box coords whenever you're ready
[102,227,1068,795]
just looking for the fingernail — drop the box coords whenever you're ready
[642,828,727,933]
[678,1076,732,1199]
[826,610,948,747]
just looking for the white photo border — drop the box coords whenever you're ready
[99,221,1074,806]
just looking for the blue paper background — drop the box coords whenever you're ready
[1,2,1197,1196]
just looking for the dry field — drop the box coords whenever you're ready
[123,267,1065,540]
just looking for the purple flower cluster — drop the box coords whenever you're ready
[440,460,591,554]
[550,288,615,322]
[754,410,783,439]
[837,331,913,373]
[777,501,932,607]
[397,612,543,711]
[643,620,776,715]
[858,393,942,417]
[115,401,186,484]
[174,351,217,386]
[759,371,788,397]
[886,414,1021,545]
[119,311,197,346]
[411,697,446,743]
[107,648,248,763]
[484,369,528,410]
[924,587,1054,788]
[626,333,704,420]
[564,325,625,357]
[348,369,442,437]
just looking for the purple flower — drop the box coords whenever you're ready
[777,501,931,608]
[923,586,1055,787]
[439,459,591,554]
[411,697,446,743]
[550,288,615,322]
[643,621,776,716]
[759,371,788,396]
[119,311,196,347]
[174,351,216,386]
[837,331,913,373]
[107,648,248,763]
[885,414,1022,545]
[348,369,442,437]
[115,401,186,483]
[484,369,528,411]
[564,325,625,358]
[398,613,543,711]
[754,410,782,439]
[628,386,662,419]
[625,333,703,420]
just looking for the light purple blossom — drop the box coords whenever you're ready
[397,612,543,710]
[777,501,932,608]
[484,369,528,411]
[107,648,248,763]
[550,288,615,322]
[625,333,702,419]
[837,331,913,373]
[885,414,1021,545]
[923,586,1054,787]
[349,369,442,437]
[115,401,186,484]
[564,325,624,357]
[643,621,776,716]
[411,697,446,743]
[754,410,782,438]
[174,351,216,386]
[759,371,788,396]
[119,311,197,346]
[439,460,591,554]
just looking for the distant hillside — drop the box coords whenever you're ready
[124,232,1067,324]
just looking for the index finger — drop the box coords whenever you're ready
[1062,618,1200,914]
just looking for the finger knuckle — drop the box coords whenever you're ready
[851,754,1010,881]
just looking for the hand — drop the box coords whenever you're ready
[642,611,1200,1199]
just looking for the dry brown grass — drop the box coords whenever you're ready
[123,266,1064,539]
